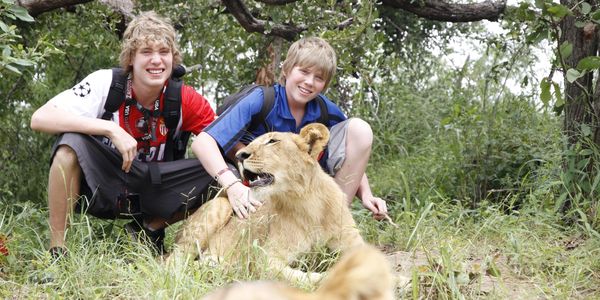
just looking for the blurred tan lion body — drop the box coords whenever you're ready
[201,245,395,300]
[172,124,364,282]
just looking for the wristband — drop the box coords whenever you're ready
[223,179,241,191]
[214,167,231,181]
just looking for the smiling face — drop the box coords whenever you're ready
[278,37,337,91]
[284,65,326,107]
[131,41,173,90]
[119,11,182,75]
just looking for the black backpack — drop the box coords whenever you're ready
[101,66,190,161]
[216,84,329,132]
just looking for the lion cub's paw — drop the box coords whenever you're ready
[306,271,323,284]
[286,270,323,286]
[197,254,220,268]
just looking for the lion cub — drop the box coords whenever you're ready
[170,123,365,282]
[201,245,395,300]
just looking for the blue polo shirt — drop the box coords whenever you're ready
[205,84,347,155]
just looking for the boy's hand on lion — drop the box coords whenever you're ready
[228,183,261,219]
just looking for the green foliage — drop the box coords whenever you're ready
[139,0,384,105]
[1,0,599,297]
[0,3,121,205]
[510,0,600,111]
[360,29,561,209]
[553,136,600,232]
[376,4,475,56]
[506,0,600,230]
[0,0,39,76]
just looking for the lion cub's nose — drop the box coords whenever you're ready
[236,150,250,162]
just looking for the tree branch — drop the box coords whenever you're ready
[337,17,354,30]
[16,0,93,17]
[17,0,134,18]
[380,0,507,22]
[255,0,297,4]
[222,0,306,41]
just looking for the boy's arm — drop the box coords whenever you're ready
[193,132,262,219]
[31,102,117,136]
[356,173,388,220]
[225,142,246,164]
[30,102,138,172]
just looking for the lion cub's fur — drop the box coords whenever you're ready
[170,123,364,282]
[201,245,395,300]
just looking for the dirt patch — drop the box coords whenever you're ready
[385,249,541,299]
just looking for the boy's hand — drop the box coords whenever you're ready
[361,196,388,220]
[108,125,138,173]
[227,182,262,219]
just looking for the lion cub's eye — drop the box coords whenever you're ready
[266,138,279,144]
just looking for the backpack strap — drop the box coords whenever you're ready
[250,86,275,132]
[314,95,329,126]
[162,77,184,162]
[216,84,275,133]
[162,77,182,131]
[217,84,261,115]
[148,76,185,186]
[102,68,128,120]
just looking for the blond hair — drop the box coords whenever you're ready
[119,11,182,73]
[279,37,337,90]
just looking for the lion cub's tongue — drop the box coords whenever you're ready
[248,174,274,187]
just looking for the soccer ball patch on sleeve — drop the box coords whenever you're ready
[72,82,91,98]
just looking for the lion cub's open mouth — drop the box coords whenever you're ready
[242,169,275,187]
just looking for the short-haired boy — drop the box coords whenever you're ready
[194,37,387,219]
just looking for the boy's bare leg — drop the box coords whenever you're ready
[48,145,81,249]
[334,118,373,205]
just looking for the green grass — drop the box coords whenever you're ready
[0,193,598,299]
[354,199,600,299]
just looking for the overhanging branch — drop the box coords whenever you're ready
[222,0,306,41]
[380,0,507,22]
[255,0,297,4]
[17,0,93,16]
[222,0,507,41]
[18,0,134,18]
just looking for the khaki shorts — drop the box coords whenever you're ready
[325,118,352,176]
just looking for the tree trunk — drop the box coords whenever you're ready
[559,0,599,213]
[560,0,598,145]
[255,38,283,86]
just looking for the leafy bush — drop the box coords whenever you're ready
[362,53,562,210]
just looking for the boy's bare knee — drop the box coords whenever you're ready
[347,118,373,147]
[52,145,80,169]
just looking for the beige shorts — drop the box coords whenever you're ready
[325,118,352,176]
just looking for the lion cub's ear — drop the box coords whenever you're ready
[299,123,330,159]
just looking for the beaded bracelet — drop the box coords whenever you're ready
[214,167,231,181]
[223,179,242,191]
